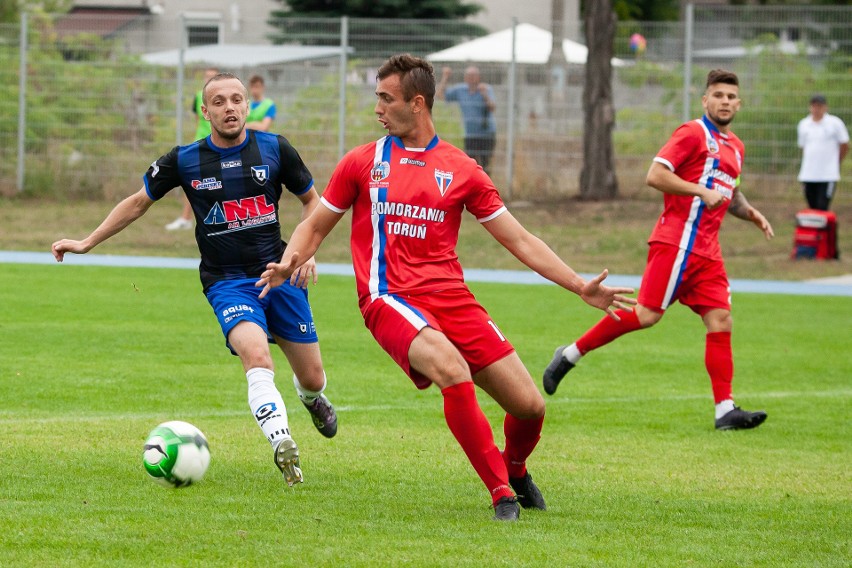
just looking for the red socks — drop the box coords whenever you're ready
[576,309,642,355]
[575,311,735,404]
[503,414,544,479]
[705,331,733,403]
[441,382,513,504]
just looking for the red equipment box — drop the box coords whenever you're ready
[791,209,838,260]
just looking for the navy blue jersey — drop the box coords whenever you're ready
[143,130,313,290]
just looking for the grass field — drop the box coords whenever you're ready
[1,263,849,567]
[2,187,851,282]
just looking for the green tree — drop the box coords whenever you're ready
[612,0,679,21]
[267,0,487,57]
[582,0,680,22]
[1,1,71,24]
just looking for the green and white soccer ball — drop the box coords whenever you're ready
[142,421,210,488]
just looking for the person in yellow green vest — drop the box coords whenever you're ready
[192,67,220,140]
[246,74,276,132]
[166,67,219,230]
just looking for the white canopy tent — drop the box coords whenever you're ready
[427,23,626,67]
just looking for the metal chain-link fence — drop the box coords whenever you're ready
[2,5,850,201]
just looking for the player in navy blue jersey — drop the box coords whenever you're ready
[51,72,337,487]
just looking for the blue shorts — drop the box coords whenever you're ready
[205,278,318,355]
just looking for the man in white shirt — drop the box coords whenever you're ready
[797,94,849,211]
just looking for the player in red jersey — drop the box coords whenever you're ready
[256,54,635,521]
[543,69,775,431]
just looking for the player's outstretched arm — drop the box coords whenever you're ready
[51,188,155,262]
[577,269,637,319]
[482,211,636,320]
[257,204,343,298]
[727,190,774,240]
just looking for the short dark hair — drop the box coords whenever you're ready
[376,54,436,111]
[249,74,265,86]
[810,94,827,105]
[706,69,739,89]
[202,72,246,105]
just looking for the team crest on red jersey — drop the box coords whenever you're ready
[706,136,719,155]
[371,161,390,182]
[434,169,453,196]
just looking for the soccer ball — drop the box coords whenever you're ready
[142,421,210,488]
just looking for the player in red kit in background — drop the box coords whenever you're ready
[256,54,636,521]
[544,69,774,431]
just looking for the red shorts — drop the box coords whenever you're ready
[361,288,515,389]
[638,242,731,316]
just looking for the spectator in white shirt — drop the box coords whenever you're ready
[797,94,849,211]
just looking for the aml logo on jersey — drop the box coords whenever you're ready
[191,177,223,191]
[204,195,277,235]
[434,169,453,196]
[251,165,270,186]
[400,157,426,167]
[371,161,390,182]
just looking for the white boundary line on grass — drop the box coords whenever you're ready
[3,251,851,296]
[1,389,848,424]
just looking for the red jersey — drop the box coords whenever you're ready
[648,116,745,260]
[320,135,506,306]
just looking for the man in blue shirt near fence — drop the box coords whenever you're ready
[437,65,497,174]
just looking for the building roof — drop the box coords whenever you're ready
[141,43,347,67]
[55,6,150,38]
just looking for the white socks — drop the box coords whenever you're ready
[292,372,327,404]
[715,399,736,419]
[246,367,291,448]
[562,343,582,365]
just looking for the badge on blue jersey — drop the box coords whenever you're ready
[251,165,270,186]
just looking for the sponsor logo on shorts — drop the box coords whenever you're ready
[298,322,316,334]
[222,304,255,324]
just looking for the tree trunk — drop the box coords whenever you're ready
[580,0,618,200]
